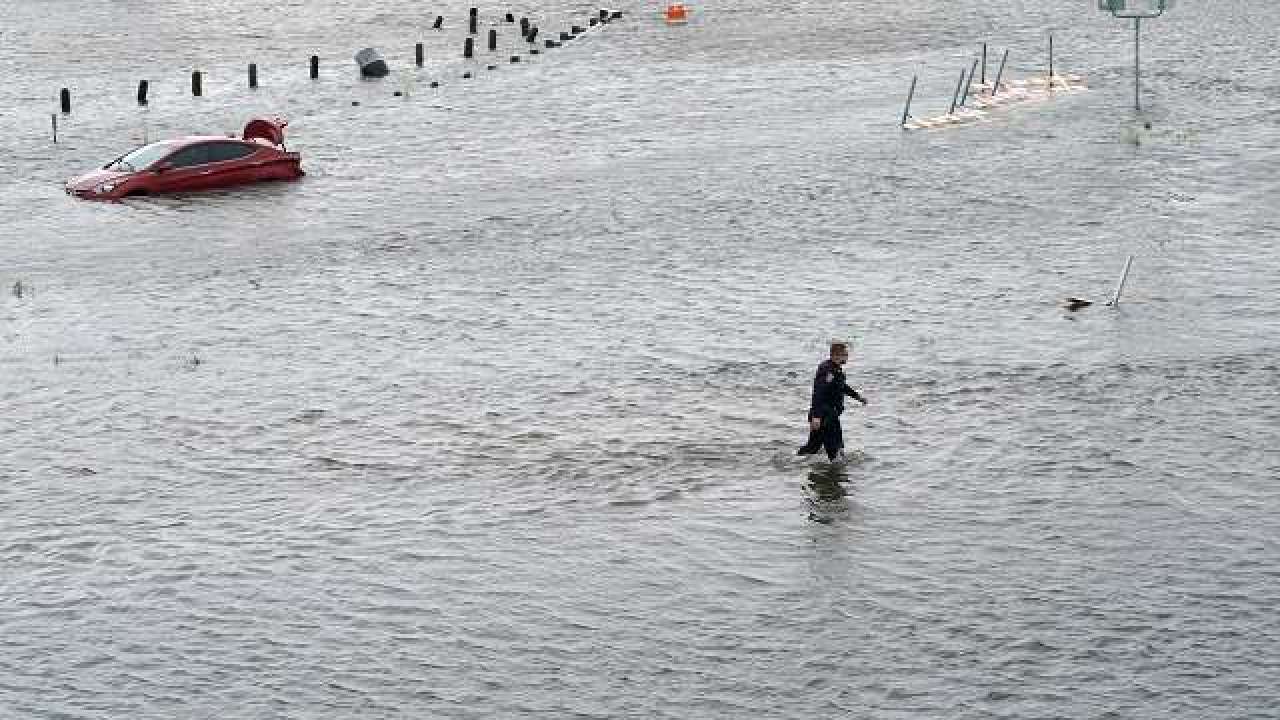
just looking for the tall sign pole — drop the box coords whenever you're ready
[1099,0,1171,112]
[1134,17,1141,110]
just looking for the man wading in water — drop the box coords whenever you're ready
[797,341,867,462]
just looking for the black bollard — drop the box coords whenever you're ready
[59,88,71,114]
[416,42,425,67]
[510,55,520,63]
[429,81,439,88]
[248,63,258,88]
[355,48,390,78]
[191,71,202,97]
[610,11,622,19]
[469,8,477,34]
[590,17,598,26]
[136,80,149,106]
[463,71,472,79]
[505,12,514,22]
[488,28,497,50]
[51,113,57,143]
[520,17,529,36]
[486,64,496,71]
[527,27,539,43]
[981,43,987,84]
[310,55,319,79]
[433,15,443,29]
[599,9,609,19]
[545,39,556,48]
[464,37,474,58]
[530,48,540,55]
[560,31,571,41]
[572,25,583,34]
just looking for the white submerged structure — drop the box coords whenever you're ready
[903,73,1088,130]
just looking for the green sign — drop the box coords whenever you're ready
[1098,0,1171,18]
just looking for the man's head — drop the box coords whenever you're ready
[829,341,849,366]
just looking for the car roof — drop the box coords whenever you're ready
[169,135,253,145]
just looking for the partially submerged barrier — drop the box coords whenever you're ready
[901,37,1089,131]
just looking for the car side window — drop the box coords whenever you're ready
[167,144,212,168]
[208,142,256,163]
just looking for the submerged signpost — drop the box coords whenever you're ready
[1099,0,1173,112]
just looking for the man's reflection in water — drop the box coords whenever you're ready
[803,464,850,524]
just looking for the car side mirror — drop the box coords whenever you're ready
[152,161,174,173]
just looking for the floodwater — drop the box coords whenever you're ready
[2,0,1278,717]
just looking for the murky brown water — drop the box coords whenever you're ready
[2,1,1278,717]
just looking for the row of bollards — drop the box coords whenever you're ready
[51,8,626,122]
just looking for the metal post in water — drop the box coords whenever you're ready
[948,68,966,114]
[981,43,987,84]
[433,15,444,30]
[1108,254,1135,306]
[59,88,71,114]
[137,80,149,106]
[469,8,478,34]
[416,42,425,66]
[191,71,202,97]
[248,63,258,89]
[1048,33,1054,86]
[960,57,979,106]
[992,49,1009,97]
[489,28,497,51]
[51,113,57,143]
[1134,17,1142,111]
[464,37,474,58]
[900,74,916,128]
[310,55,319,79]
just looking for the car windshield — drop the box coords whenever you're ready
[105,141,177,172]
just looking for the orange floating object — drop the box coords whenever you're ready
[664,3,689,24]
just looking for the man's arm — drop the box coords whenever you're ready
[843,383,867,406]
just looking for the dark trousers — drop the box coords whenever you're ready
[797,415,843,460]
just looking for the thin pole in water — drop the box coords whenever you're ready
[992,49,1009,97]
[1107,254,1135,306]
[1134,17,1142,111]
[51,113,57,143]
[948,67,966,115]
[980,43,987,84]
[1048,33,1054,85]
[960,57,978,106]
[900,74,916,128]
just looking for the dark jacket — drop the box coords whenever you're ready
[808,360,864,419]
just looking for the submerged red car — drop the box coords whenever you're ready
[66,117,303,200]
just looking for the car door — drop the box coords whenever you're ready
[154,143,213,192]
[203,142,261,189]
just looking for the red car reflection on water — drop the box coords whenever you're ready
[66,117,304,200]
